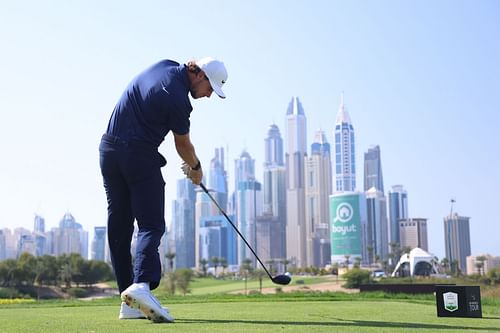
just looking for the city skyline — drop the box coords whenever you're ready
[0,1,499,261]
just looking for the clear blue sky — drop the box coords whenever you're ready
[1,0,499,259]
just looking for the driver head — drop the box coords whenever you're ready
[272,274,292,285]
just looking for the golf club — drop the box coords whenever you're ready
[199,182,291,285]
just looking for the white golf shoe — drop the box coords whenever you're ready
[121,283,174,323]
[119,302,146,319]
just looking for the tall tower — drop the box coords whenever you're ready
[334,93,356,192]
[91,226,107,261]
[209,147,228,210]
[388,185,408,245]
[364,145,384,192]
[260,124,286,262]
[365,187,389,263]
[305,130,332,267]
[235,151,262,266]
[399,218,428,251]
[444,213,471,273]
[285,97,307,268]
[173,178,196,268]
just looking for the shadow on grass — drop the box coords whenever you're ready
[176,318,500,331]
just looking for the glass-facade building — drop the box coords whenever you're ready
[334,93,356,192]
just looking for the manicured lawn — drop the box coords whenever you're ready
[184,275,334,295]
[1,296,499,333]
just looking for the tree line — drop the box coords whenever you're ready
[0,252,113,292]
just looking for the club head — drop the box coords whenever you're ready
[272,274,292,285]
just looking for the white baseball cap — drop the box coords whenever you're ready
[195,57,228,98]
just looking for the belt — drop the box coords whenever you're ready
[101,134,157,151]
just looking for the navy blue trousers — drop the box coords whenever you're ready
[99,134,167,293]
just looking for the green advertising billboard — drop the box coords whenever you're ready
[330,193,363,259]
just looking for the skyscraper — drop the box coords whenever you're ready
[91,226,107,261]
[260,124,286,262]
[399,218,428,251]
[209,147,228,210]
[0,230,5,260]
[34,215,45,233]
[365,187,389,263]
[333,93,356,192]
[264,124,284,167]
[388,185,408,245]
[305,130,332,267]
[444,213,471,273]
[235,151,262,267]
[285,97,307,268]
[173,178,196,268]
[364,145,384,192]
[33,214,47,256]
[49,212,88,259]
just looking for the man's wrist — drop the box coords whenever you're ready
[192,160,201,170]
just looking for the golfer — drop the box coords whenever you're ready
[99,57,228,323]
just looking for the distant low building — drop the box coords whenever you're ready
[466,254,500,275]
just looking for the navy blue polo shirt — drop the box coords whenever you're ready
[105,60,193,147]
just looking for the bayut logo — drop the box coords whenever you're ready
[443,292,458,312]
[332,202,357,235]
[334,203,353,223]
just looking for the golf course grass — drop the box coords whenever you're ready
[1,277,499,332]
[0,293,499,332]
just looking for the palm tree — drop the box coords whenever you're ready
[344,255,351,269]
[165,252,175,273]
[367,245,374,265]
[220,257,228,277]
[281,259,290,272]
[199,258,209,277]
[265,259,275,274]
[254,269,266,293]
[241,258,253,295]
[440,257,449,274]
[476,256,487,276]
[211,257,220,277]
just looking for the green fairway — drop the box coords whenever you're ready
[1,298,499,333]
[186,275,333,295]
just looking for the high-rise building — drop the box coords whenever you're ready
[209,147,228,210]
[399,218,428,251]
[388,185,408,245]
[0,230,5,260]
[330,192,367,264]
[18,233,36,257]
[444,213,471,273]
[33,215,47,256]
[199,214,237,267]
[305,130,332,267]
[264,124,284,167]
[34,215,45,233]
[333,93,356,192]
[364,145,384,192]
[235,151,262,267]
[365,187,389,263]
[260,124,287,263]
[1,228,17,259]
[285,96,307,268]
[91,226,107,261]
[173,178,196,268]
[50,212,88,259]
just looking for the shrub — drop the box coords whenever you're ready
[0,287,23,299]
[342,268,372,288]
[67,287,87,298]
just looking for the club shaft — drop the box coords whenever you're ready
[199,183,273,281]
